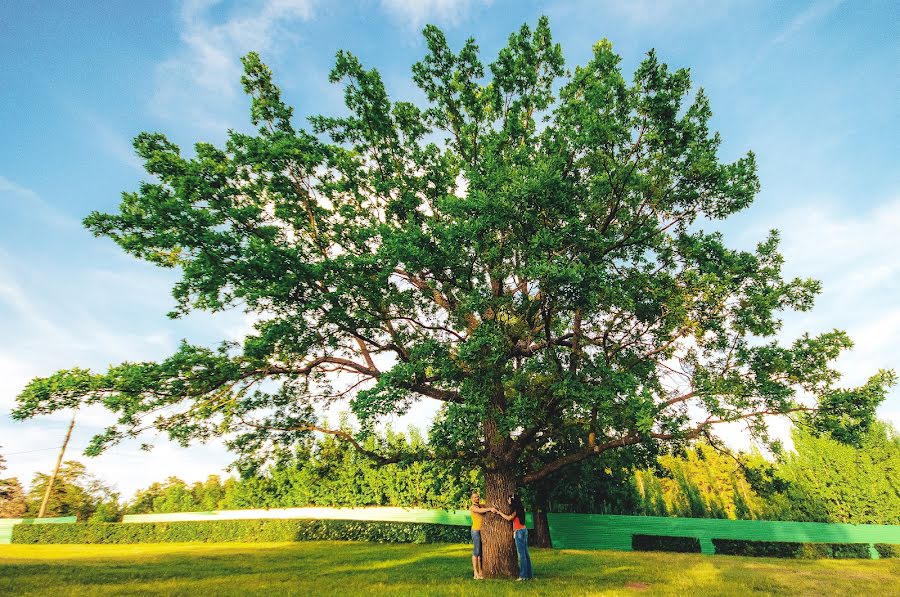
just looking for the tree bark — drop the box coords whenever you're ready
[530,489,552,548]
[481,468,518,578]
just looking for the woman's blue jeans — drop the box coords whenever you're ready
[514,529,533,579]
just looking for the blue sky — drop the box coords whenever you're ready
[1,0,897,499]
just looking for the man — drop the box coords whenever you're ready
[469,491,494,579]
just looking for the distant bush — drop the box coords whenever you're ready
[12,518,470,545]
[874,544,900,558]
[712,538,871,559]
[632,534,700,553]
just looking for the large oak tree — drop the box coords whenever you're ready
[15,19,895,576]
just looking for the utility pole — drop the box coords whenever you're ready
[37,409,77,519]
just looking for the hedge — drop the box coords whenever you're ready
[632,534,701,553]
[712,538,872,559]
[874,544,900,558]
[11,518,471,545]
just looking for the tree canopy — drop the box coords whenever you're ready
[13,17,895,576]
[24,461,120,522]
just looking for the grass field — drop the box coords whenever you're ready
[1,541,898,596]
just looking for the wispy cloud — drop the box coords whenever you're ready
[0,176,80,230]
[750,0,845,68]
[75,111,145,173]
[600,0,730,28]
[380,0,492,30]
[151,0,315,132]
[767,0,845,48]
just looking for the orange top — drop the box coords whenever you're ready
[513,515,526,531]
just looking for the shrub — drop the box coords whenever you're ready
[874,544,900,558]
[11,518,471,545]
[632,534,701,553]
[712,538,871,559]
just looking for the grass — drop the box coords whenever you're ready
[1,541,898,596]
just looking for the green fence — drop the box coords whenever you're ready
[122,507,533,527]
[8,511,898,559]
[547,513,900,558]
[0,517,76,544]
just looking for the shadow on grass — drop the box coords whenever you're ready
[2,543,898,596]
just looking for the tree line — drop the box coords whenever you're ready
[3,420,897,526]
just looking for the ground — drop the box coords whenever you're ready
[1,541,897,596]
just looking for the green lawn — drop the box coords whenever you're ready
[1,541,898,596]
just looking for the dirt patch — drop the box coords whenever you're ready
[624,581,651,590]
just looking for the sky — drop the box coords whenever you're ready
[1,0,897,500]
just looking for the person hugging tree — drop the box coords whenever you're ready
[469,491,496,579]
[495,494,533,581]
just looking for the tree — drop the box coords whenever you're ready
[13,18,895,576]
[25,461,120,521]
[763,421,900,525]
[632,443,764,520]
[126,477,198,514]
[0,448,27,518]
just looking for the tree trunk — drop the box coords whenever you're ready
[481,468,518,578]
[530,489,552,548]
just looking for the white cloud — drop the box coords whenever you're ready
[600,0,729,28]
[0,175,80,230]
[380,0,492,30]
[767,0,845,48]
[711,194,900,453]
[75,111,145,173]
[151,0,315,132]
[749,0,845,69]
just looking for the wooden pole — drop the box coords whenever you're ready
[37,409,77,519]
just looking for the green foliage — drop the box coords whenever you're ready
[125,426,478,514]
[13,18,894,524]
[763,422,900,525]
[127,476,217,514]
[874,544,900,558]
[11,518,470,545]
[632,443,764,520]
[632,534,700,553]
[712,538,872,559]
[220,430,477,510]
[0,448,26,518]
[0,478,27,519]
[24,461,121,522]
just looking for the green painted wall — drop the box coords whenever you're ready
[0,517,76,544]
[547,513,900,558]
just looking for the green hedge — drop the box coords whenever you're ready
[874,544,900,558]
[632,534,701,553]
[712,538,872,559]
[11,518,471,545]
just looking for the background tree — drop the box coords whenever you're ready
[0,448,27,518]
[632,443,764,519]
[25,461,121,522]
[13,18,895,576]
[126,425,476,513]
[762,421,900,525]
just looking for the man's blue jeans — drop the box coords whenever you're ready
[514,528,533,579]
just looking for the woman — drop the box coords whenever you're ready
[469,491,494,580]
[495,493,533,580]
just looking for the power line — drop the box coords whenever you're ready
[3,446,62,456]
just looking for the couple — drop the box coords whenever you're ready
[469,491,534,581]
